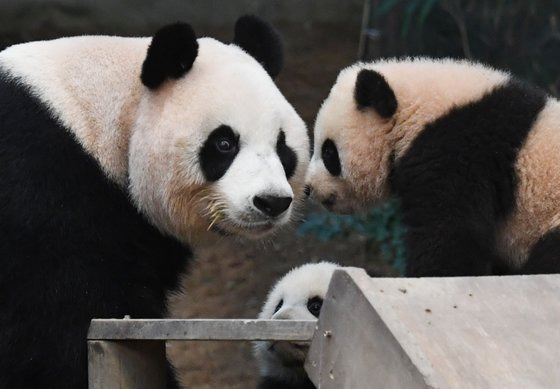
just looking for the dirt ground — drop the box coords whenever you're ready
[167,24,393,389]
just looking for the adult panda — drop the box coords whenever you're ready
[254,262,339,389]
[306,57,560,276]
[0,16,309,389]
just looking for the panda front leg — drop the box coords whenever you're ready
[519,230,560,274]
[257,376,316,389]
[403,220,497,277]
[166,362,182,389]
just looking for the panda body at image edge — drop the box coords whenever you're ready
[306,57,560,276]
[0,16,309,389]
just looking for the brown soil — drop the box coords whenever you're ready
[167,24,393,388]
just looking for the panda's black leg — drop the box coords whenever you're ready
[404,223,496,277]
[257,376,316,389]
[519,230,560,274]
[166,359,182,389]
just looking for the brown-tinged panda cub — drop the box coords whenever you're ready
[0,16,309,389]
[254,262,339,389]
[306,58,560,276]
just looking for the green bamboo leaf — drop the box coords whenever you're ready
[402,0,422,38]
[418,0,438,26]
[374,0,402,18]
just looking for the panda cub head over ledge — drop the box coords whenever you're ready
[254,261,339,389]
[0,16,309,244]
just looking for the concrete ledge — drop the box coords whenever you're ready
[88,319,316,341]
[306,269,560,388]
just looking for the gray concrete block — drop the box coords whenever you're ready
[88,340,166,389]
[306,269,560,388]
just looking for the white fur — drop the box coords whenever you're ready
[254,262,339,383]
[0,34,309,243]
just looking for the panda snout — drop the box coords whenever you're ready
[253,195,293,218]
[321,194,336,210]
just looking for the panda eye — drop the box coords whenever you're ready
[215,137,235,153]
[199,125,240,181]
[321,139,341,176]
[307,296,323,318]
[274,299,283,314]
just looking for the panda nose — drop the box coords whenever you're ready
[253,195,293,218]
[321,194,336,210]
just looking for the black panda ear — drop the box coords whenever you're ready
[232,15,283,78]
[354,69,397,118]
[141,23,199,89]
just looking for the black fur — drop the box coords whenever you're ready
[274,299,284,314]
[258,376,316,389]
[521,230,560,274]
[233,15,283,78]
[141,22,198,89]
[390,78,547,276]
[0,75,190,388]
[321,138,341,176]
[276,130,297,179]
[199,125,240,181]
[354,69,397,117]
[306,296,322,317]
[253,195,292,218]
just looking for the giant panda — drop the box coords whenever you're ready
[0,16,309,389]
[254,262,339,389]
[306,57,560,277]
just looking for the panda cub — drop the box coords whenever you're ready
[0,16,309,389]
[254,262,339,389]
[307,58,560,276]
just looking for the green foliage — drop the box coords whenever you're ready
[375,0,438,35]
[370,0,560,95]
[297,199,407,274]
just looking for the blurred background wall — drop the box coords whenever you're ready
[0,0,363,49]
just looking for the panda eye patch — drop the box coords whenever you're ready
[321,139,341,176]
[199,125,240,181]
[307,296,323,317]
[276,130,297,179]
[274,299,283,314]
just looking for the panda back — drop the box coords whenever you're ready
[0,36,149,184]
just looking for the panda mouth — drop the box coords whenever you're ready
[234,222,278,237]
[243,222,276,232]
[208,218,279,237]
[269,341,309,366]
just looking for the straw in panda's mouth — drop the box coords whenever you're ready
[207,210,225,231]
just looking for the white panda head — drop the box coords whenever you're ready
[253,261,339,383]
[305,64,399,214]
[128,16,309,243]
[306,59,509,214]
